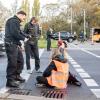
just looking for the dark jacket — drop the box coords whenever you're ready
[43,55,67,77]
[5,16,25,45]
[46,30,52,39]
[24,22,40,38]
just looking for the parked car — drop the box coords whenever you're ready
[0,32,5,55]
[51,31,76,42]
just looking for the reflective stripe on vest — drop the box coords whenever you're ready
[47,60,69,89]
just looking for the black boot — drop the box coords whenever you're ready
[16,75,25,83]
[72,81,82,86]
[6,80,20,88]
[68,72,82,87]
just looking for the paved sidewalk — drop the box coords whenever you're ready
[0,49,44,90]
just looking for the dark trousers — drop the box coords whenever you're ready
[36,72,80,86]
[24,40,40,70]
[5,43,24,81]
[36,76,54,88]
[47,38,51,50]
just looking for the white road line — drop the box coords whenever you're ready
[70,61,78,65]
[83,79,99,87]
[81,49,100,58]
[68,58,73,60]
[75,68,86,73]
[68,59,75,62]
[72,65,81,68]
[68,54,100,98]
[78,72,91,78]
[68,48,100,50]
[71,44,100,58]
[91,89,100,98]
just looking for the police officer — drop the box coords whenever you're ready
[24,17,40,73]
[5,11,28,88]
[46,28,52,51]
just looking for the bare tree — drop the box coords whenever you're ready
[0,1,11,28]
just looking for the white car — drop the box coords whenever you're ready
[0,32,5,55]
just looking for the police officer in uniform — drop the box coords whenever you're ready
[24,17,40,72]
[46,28,52,51]
[5,11,28,88]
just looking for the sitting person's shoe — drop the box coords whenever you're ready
[47,49,51,51]
[68,73,82,87]
[16,75,25,83]
[72,81,82,86]
[6,80,20,88]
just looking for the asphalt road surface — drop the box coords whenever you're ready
[0,41,100,100]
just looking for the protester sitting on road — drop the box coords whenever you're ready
[36,40,82,88]
[36,48,69,89]
[58,40,82,86]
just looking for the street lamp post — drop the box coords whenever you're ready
[71,7,73,34]
[83,9,86,39]
[69,0,73,34]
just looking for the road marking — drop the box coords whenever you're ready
[68,59,75,62]
[83,79,99,87]
[91,89,100,98]
[73,65,81,68]
[70,61,78,65]
[0,49,44,95]
[68,48,100,50]
[71,44,100,58]
[68,58,73,60]
[75,68,86,73]
[78,72,91,78]
[68,54,100,98]
[81,49,100,58]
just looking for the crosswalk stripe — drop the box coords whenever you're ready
[83,79,99,87]
[68,54,100,98]
[78,72,91,78]
[91,89,100,98]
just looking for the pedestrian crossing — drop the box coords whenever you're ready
[0,47,100,99]
[68,55,100,99]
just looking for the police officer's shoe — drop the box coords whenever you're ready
[6,80,20,88]
[47,49,51,51]
[35,69,42,73]
[16,75,25,83]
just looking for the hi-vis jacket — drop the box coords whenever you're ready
[47,60,69,89]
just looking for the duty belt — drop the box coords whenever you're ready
[5,42,17,45]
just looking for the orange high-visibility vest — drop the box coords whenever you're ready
[47,60,69,89]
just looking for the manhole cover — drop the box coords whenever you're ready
[41,89,67,99]
[8,88,31,95]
